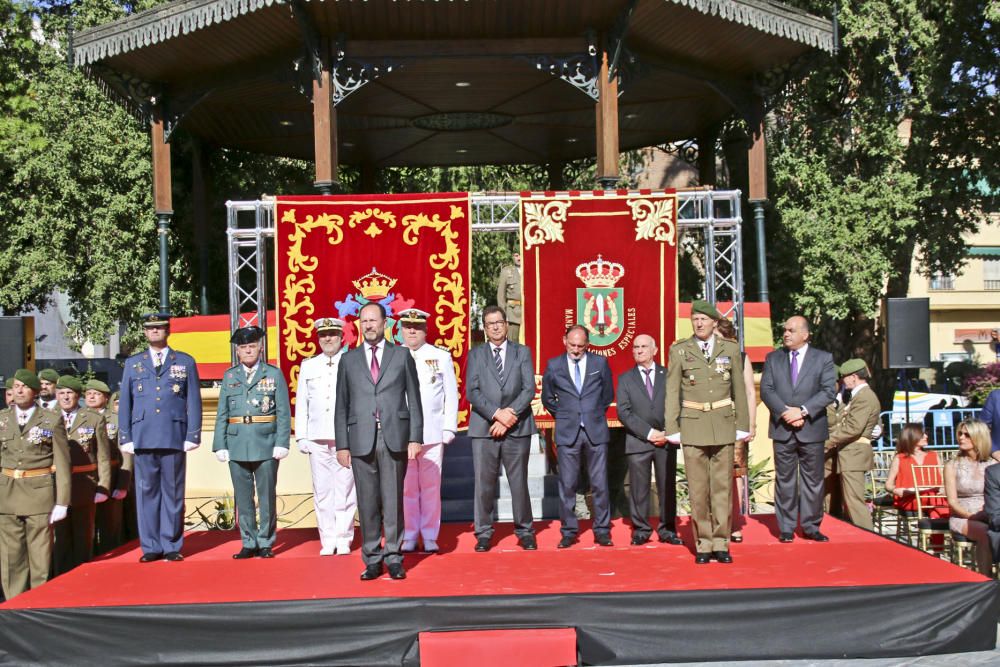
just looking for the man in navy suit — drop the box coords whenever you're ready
[542,325,614,548]
[118,313,202,562]
[979,388,1000,463]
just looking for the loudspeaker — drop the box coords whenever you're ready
[0,316,32,383]
[882,298,930,369]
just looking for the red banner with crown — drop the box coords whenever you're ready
[274,193,472,428]
[520,190,679,426]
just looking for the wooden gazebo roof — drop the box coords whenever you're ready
[75,0,834,167]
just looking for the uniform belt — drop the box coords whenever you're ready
[682,398,734,412]
[2,466,56,479]
[506,299,521,305]
[72,463,98,474]
[228,415,277,424]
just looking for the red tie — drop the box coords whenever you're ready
[370,345,380,382]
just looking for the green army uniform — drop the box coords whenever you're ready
[664,334,749,554]
[0,405,71,598]
[496,262,522,343]
[54,406,112,574]
[95,408,133,554]
[213,361,291,552]
[824,366,878,531]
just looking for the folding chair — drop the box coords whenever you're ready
[912,464,950,557]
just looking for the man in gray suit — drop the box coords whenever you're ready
[984,463,1000,564]
[616,334,683,546]
[465,305,537,552]
[760,315,837,542]
[542,325,615,548]
[335,303,423,580]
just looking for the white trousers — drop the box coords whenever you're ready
[403,442,443,542]
[309,440,356,550]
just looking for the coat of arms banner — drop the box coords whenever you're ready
[520,190,679,425]
[274,193,472,428]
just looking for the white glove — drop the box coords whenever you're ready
[297,439,313,455]
[442,430,456,444]
[112,488,128,500]
[273,447,289,460]
[736,430,751,442]
[120,442,135,455]
[215,449,230,463]
[183,441,200,452]
[94,492,109,504]
[49,505,68,524]
[665,432,681,445]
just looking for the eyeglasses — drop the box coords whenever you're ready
[484,320,506,328]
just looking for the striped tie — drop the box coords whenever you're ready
[493,347,503,382]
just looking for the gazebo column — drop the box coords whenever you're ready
[547,161,565,190]
[360,163,378,193]
[313,63,338,195]
[595,49,619,190]
[747,98,768,303]
[191,139,210,314]
[151,103,172,313]
[698,127,718,186]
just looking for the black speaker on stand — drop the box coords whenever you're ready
[881,298,930,423]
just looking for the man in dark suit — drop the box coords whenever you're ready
[616,334,683,546]
[979,388,1000,462]
[465,305,537,552]
[335,303,423,581]
[542,325,614,548]
[118,313,202,562]
[984,462,1000,564]
[760,315,837,542]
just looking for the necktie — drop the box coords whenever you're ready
[493,347,504,382]
[64,412,74,430]
[17,411,27,427]
[573,359,583,393]
[245,365,256,383]
[790,350,799,386]
[701,341,711,361]
[643,368,654,399]
[370,345,380,382]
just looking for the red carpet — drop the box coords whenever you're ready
[2,513,984,611]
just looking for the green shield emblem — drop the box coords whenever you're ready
[577,287,625,347]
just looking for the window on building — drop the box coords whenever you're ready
[929,272,955,290]
[984,258,1000,290]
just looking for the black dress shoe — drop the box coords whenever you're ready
[258,547,274,558]
[164,551,184,562]
[233,547,257,559]
[803,531,830,542]
[594,534,613,547]
[360,564,383,581]
[713,550,733,563]
[474,536,492,552]
[518,534,537,551]
[659,533,684,545]
[387,563,406,580]
[631,533,650,546]
[139,552,163,563]
[730,533,744,543]
[695,552,712,564]
[779,532,794,543]
[557,535,577,549]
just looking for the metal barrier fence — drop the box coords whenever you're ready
[873,408,982,452]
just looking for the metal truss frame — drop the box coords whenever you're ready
[225,189,745,359]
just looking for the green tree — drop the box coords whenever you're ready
[765,0,999,393]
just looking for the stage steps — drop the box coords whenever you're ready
[418,628,577,667]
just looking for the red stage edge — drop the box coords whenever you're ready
[0,516,996,666]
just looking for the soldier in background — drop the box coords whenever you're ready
[496,253,522,343]
[37,369,59,410]
[398,308,458,553]
[52,375,111,574]
[4,377,13,407]
[86,380,132,554]
[0,369,70,598]
[213,326,291,559]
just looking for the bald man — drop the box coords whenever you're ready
[760,316,837,543]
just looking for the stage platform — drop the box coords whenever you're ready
[0,515,996,666]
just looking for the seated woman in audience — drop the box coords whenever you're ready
[944,419,995,574]
[885,424,946,516]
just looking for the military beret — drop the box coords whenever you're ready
[314,317,346,333]
[231,325,265,345]
[57,375,83,393]
[38,368,60,383]
[110,391,120,403]
[839,358,868,377]
[691,299,722,321]
[4,377,14,390]
[13,369,40,391]
[398,308,431,325]
[85,379,112,395]
[141,312,171,328]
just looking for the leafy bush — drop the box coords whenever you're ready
[963,362,1000,406]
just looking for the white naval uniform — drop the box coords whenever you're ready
[403,343,459,545]
[295,349,356,553]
